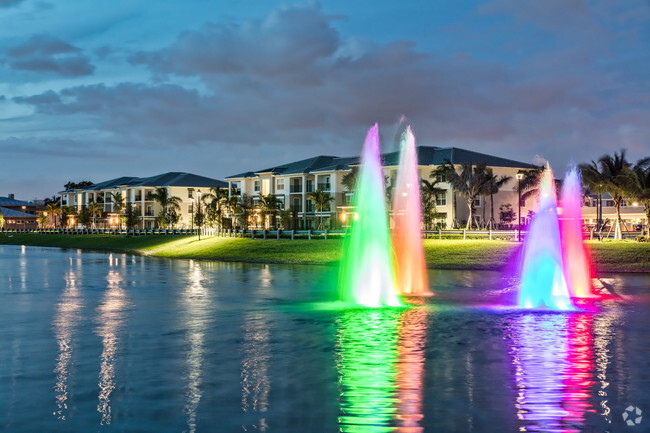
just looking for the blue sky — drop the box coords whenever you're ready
[1,0,648,200]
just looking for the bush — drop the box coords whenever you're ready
[636,235,648,242]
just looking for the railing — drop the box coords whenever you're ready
[290,185,302,193]
[317,183,331,191]
[144,211,155,216]
[134,195,142,201]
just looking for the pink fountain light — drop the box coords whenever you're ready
[559,167,596,298]
[518,166,574,310]
[391,126,430,296]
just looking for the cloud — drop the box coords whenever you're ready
[4,34,94,76]
[0,0,25,7]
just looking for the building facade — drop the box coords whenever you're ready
[226,147,538,230]
[0,195,37,229]
[59,172,227,230]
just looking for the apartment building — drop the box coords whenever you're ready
[0,195,37,229]
[60,172,227,229]
[226,146,538,230]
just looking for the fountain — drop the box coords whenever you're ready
[518,166,573,310]
[559,168,596,298]
[391,127,430,296]
[338,124,402,307]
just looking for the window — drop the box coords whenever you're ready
[276,179,285,191]
[254,180,261,193]
[188,188,194,199]
[276,196,285,210]
[436,193,447,206]
[475,196,482,207]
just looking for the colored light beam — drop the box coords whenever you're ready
[519,166,573,310]
[391,127,430,297]
[560,167,596,298]
[338,124,402,307]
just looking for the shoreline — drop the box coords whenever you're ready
[1,233,649,273]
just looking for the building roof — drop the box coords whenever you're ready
[226,146,537,179]
[61,172,227,193]
[0,206,37,218]
[0,196,33,207]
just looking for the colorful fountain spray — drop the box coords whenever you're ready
[338,124,402,307]
[560,168,596,298]
[519,166,573,310]
[391,127,430,296]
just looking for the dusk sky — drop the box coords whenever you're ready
[1,0,648,200]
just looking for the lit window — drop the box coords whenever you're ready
[277,179,285,190]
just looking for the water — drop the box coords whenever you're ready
[519,167,573,310]
[2,245,650,432]
[391,126,429,296]
[338,124,401,307]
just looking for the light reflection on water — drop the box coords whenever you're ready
[53,269,83,420]
[96,266,128,425]
[240,313,271,431]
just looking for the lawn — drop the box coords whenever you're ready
[0,233,648,272]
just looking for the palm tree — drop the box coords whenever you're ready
[46,202,61,228]
[227,195,241,228]
[483,170,512,230]
[151,187,182,229]
[420,178,446,230]
[622,157,650,235]
[109,192,124,229]
[257,194,281,229]
[580,150,631,240]
[60,206,76,228]
[202,186,229,229]
[87,201,102,229]
[37,213,48,229]
[307,189,334,229]
[342,167,358,192]
[432,161,491,229]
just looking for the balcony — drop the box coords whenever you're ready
[144,210,155,217]
[134,195,142,201]
[290,185,302,193]
[317,183,330,191]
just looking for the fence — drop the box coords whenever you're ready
[1,227,641,240]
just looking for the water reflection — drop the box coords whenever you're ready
[53,269,83,420]
[182,261,211,433]
[96,268,127,425]
[507,313,597,432]
[241,312,271,431]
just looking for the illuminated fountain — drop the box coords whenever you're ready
[391,126,430,296]
[519,166,573,310]
[559,168,596,298]
[338,124,401,307]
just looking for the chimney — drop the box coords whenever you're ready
[8,193,14,200]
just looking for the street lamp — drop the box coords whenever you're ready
[21,205,26,231]
[197,189,202,240]
[191,198,195,233]
[516,171,524,242]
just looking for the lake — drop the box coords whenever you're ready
[1,245,649,432]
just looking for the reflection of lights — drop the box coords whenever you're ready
[53,270,83,420]
[241,313,270,432]
[396,308,427,432]
[96,270,127,425]
[183,260,209,433]
[335,309,399,431]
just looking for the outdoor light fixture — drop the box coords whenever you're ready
[516,171,524,242]
[197,190,202,240]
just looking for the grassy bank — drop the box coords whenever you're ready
[0,233,649,272]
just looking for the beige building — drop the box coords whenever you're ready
[226,147,538,230]
[60,172,227,229]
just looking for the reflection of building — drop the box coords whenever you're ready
[226,147,537,229]
[59,172,227,229]
[0,195,37,229]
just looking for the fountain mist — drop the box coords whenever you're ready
[391,127,430,296]
[338,124,401,307]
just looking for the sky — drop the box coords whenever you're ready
[0,0,648,200]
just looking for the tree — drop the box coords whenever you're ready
[78,208,91,227]
[499,203,516,226]
[342,167,358,192]
[238,194,255,230]
[622,157,650,235]
[151,187,182,229]
[46,202,61,228]
[124,203,142,231]
[60,206,76,228]
[109,192,124,229]
[432,161,491,229]
[483,170,512,230]
[580,150,632,240]
[64,180,94,190]
[307,189,334,229]
[37,213,48,228]
[0,210,4,228]
[202,187,229,229]
[279,208,293,230]
[420,178,446,230]
[258,194,281,229]
[87,201,102,228]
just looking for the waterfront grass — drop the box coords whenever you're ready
[1,233,649,272]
